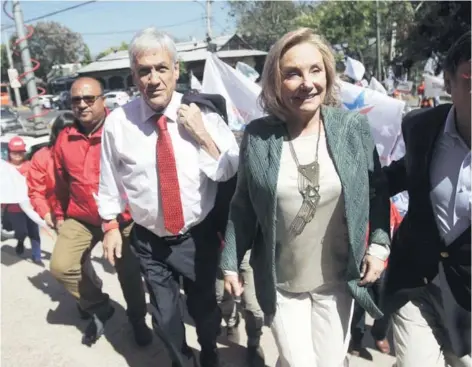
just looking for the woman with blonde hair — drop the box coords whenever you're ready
[220,28,391,366]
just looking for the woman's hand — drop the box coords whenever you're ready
[359,254,385,286]
[224,273,244,297]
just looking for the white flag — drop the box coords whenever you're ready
[202,53,264,130]
[340,80,405,166]
[369,76,387,95]
[424,73,445,98]
[235,62,260,82]
[344,57,365,82]
[190,72,202,91]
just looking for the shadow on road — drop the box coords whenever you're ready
[1,244,49,267]
[27,270,172,367]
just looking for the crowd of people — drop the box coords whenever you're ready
[1,26,470,367]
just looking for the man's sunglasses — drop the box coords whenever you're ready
[71,95,102,106]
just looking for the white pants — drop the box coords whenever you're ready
[272,283,354,367]
[393,286,472,367]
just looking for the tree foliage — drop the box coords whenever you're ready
[10,21,86,80]
[228,0,308,51]
[0,44,9,82]
[397,1,471,67]
[295,1,415,74]
[95,41,129,60]
[82,44,93,65]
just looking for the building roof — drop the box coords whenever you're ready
[77,34,266,74]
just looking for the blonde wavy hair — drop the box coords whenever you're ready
[259,28,340,121]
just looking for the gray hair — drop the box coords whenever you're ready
[129,27,178,70]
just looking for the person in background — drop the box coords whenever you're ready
[216,250,265,367]
[96,27,239,367]
[49,77,151,347]
[221,28,391,367]
[27,113,75,229]
[383,31,471,367]
[4,136,42,265]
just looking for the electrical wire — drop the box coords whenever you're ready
[1,1,97,31]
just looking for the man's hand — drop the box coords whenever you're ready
[55,219,64,231]
[177,103,209,145]
[102,228,122,266]
[359,254,385,286]
[44,213,54,229]
[224,273,244,297]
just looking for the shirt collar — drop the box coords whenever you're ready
[140,91,183,124]
[444,105,460,139]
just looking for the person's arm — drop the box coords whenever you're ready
[53,137,69,222]
[383,158,407,197]
[358,115,391,261]
[220,130,257,274]
[27,150,50,219]
[198,110,240,182]
[96,115,127,222]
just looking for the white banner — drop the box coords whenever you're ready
[369,76,387,95]
[340,80,405,166]
[236,62,260,82]
[424,73,445,98]
[202,53,264,131]
[190,72,202,91]
[0,160,47,228]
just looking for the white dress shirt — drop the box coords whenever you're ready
[430,106,471,355]
[97,92,239,237]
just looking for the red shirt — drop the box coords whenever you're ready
[27,146,58,218]
[53,122,132,227]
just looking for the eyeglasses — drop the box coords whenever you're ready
[71,95,102,106]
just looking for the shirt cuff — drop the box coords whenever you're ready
[198,146,232,181]
[223,270,238,276]
[367,243,390,261]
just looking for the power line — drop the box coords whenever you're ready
[1,1,98,31]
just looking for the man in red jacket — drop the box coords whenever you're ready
[50,77,151,347]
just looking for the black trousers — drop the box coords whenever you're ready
[130,219,222,366]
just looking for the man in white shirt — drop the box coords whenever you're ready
[96,28,239,367]
[383,32,471,367]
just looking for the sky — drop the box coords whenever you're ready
[2,0,237,56]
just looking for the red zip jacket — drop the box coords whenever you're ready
[27,146,58,219]
[7,161,31,213]
[53,121,132,227]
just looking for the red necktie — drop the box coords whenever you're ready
[156,115,184,235]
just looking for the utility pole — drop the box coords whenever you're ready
[206,0,213,51]
[375,0,382,81]
[3,32,22,107]
[12,0,42,123]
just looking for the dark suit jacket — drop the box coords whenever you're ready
[383,104,471,313]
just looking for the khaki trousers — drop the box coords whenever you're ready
[392,285,471,367]
[50,218,146,322]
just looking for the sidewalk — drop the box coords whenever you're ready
[1,230,396,367]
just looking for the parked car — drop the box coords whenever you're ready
[0,106,24,135]
[37,95,53,109]
[104,91,130,110]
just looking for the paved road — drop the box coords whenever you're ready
[1,229,396,367]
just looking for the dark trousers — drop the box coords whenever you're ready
[351,272,390,344]
[130,219,222,366]
[8,211,41,260]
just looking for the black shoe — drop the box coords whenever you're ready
[32,257,44,267]
[130,319,153,347]
[15,241,24,255]
[77,304,91,320]
[247,345,265,367]
[226,325,240,344]
[81,305,115,346]
[200,348,220,367]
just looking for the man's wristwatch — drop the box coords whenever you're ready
[102,220,119,233]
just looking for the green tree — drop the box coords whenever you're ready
[0,44,9,83]
[96,41,129,60]
[396,1,471,68]
[10,21,86,80]
[228,0,309,51]
[82,44,93,65]
[295,1,415,75]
